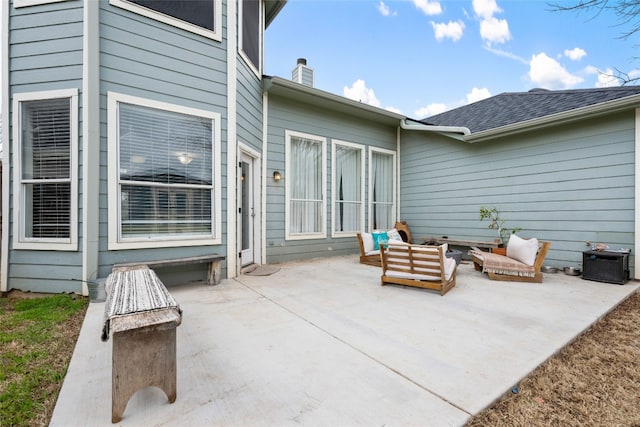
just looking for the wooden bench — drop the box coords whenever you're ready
[101,266,182,423]
[112,254,225,285]
[380,242,457,296]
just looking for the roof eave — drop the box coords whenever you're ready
[265,0,287,28]
[464,93,640,143]
[263,76,406,125]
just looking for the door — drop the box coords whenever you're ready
[239,152,255,266]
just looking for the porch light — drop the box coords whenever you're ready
[273,171,282,182]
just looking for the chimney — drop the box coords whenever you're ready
[292,58,314,88]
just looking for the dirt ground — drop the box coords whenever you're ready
[467,289,640,426]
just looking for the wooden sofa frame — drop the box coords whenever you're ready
[471,241,551,283]
[380,243,457,295]
[357,233,381,266]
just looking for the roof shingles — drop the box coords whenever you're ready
[422,86,640,133]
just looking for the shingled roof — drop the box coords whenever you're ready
[422,86,640,134]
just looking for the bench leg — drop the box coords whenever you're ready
[207,260,222,285]
[112,322,177,423]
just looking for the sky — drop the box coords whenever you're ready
[265,0,640,119]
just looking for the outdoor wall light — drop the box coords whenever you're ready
[273,171,282,182]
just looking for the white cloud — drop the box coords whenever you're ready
[466,87,491,104]
[415,103,448,118]
[343,79,381,108]
[484,45,528,64]
[479,16,511,45]
[529,53,583,89]
[431,20,465,41]
[585,66,619,87]
[413,0,442,16]
[377,1,397,17]
[564,47,587,61]
[472,0,501,19]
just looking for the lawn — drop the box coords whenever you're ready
[0,292,88,427]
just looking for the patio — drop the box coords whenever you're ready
[50,255,638,426]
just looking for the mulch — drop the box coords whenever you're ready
[467,290,640,426]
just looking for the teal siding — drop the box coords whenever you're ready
[96,0,229,281]
[236,60,263,153]
[266,96,397,263]
[400,111,636,274]
[8,0,84,293]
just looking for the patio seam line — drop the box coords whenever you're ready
[232,277,473,417]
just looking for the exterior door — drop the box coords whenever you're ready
[239,152,255,266]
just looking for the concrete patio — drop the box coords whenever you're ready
[51,255,639,426]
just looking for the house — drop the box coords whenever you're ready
[2,0,640,295]
[400,87,640,271]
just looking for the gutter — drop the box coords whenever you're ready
[465,93,640,143]
[400,119,470,140]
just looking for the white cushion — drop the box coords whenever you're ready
[387,238,407,245]
[385,256,456,281]
[361,233,374,253]
[507,235,539,266]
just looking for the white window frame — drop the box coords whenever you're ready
[331,139,365,238]
[239,0,263,77]
[368,147,397,232]
[285,130,327,240]
[110,0,223,42]
[107,92,222,250]
[12,89,79,251]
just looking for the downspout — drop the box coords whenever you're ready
[226,0,238,278]
[396,126,401,222]
[82,0,100,294]
[635,108,640,279]
[261,91,268,265]
[1,1,9,292]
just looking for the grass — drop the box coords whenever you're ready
[0,292,88,427]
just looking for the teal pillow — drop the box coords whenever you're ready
[372,231,388,250]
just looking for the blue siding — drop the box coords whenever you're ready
[96,1,229,281]
[8,0,84,293]
[236,59,263,153]
[266,96,397,263]
[400,111,636,274]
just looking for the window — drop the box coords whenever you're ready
[110,0,223,41]
[285,131,326,240]
[108,92,221,249]
[369,148,396,231]
[240,0,262,75]
[332,140,364,236]
[12,89,78,250]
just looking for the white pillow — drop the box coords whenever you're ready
[507,235,539,266]
[361,232,374,253]
[387,229,403,241]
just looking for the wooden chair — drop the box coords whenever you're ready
[380,243,457,295]
[394,221,412,243]
[471,241,551,283]
[357,233,381,266]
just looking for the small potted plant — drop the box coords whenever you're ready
[479,206,522,251]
